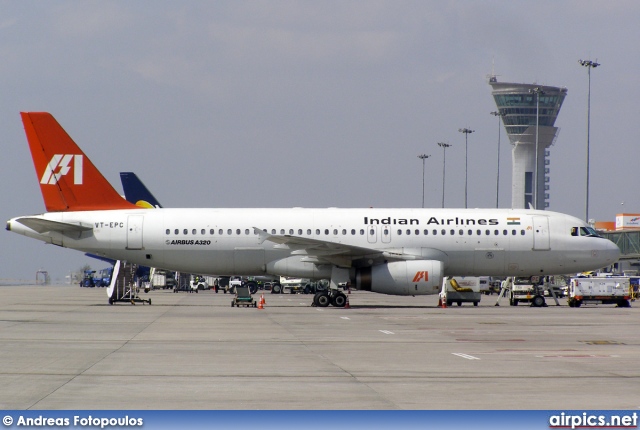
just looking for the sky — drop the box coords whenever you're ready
[1,0,639,282]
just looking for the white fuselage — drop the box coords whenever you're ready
[8,207,620,280]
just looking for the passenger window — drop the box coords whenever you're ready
[175,229,179,235]
[468,230,472,235]
[227,229,232,235]
[351,229,356,235]
[333,229,338,235]
[201,229,206,235]
[424,229,429,235]
[433,229,438,235]
[316,229,320,235]
[289,229,293,235]
[326,229,330,235]
[369,229,374,236]
[521,230,525,235]
[342,229,346,235]
[512,230,516,235]
[245,229,250,235]
[441,229,446,235]
[494,230,499,235]
[477,230,481,235]
[383,228,389,235]
[280,229,285,235]
[191,229,196,235]
[397,230,402,235]
[415,229,420,235]
[360,229,365,235]
[236,229,241,235]
[406,229,411,235]
[184,229,188,235]
[450,229,454,235]
[307,229,312,235]
[219,229,223,235]
[166,229,170,235]
[503,230,507,235]
[209,229,214,235]
[271,229,276,234]
[485,230,490,235]
[459,229,463,235]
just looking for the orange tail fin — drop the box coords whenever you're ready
[21,112,139,212]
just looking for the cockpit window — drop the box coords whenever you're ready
[571,226,601,238]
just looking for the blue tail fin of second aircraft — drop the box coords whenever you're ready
[120,172,163,208]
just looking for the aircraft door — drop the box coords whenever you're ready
[126,215,144,250]
[367,225,377,243]
[381,226,391,243]
[532,216,550,250]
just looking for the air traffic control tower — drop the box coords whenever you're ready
[488,76,567,210]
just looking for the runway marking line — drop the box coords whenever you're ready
[379,330,394,335]
[452,353,480,360]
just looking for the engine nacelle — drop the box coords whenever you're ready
[356,260,443,296]
[266,257,332,279]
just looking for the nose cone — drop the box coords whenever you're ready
[602,239,621,265]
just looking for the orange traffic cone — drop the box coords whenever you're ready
[440,296,447,308]
[258,297,264,309]
[345,296,350,309]
[260,294,265,306]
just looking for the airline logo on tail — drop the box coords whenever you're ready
[40,154,83,185]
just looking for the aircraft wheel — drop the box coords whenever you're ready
[316,292,331,307]
[457,301,462,307]
[331,292,347,307]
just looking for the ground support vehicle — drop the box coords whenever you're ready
[190,275,210,291]
[231,286,256,307]
[506,276,562,307]
[81,270,96,288]
[568,277,631,308]
[149,269,176,290]
[443,277,481,307]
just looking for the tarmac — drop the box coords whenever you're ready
[0,284,638,410]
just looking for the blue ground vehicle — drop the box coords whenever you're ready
[81,270,96,288]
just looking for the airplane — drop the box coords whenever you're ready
[7,112,621,307]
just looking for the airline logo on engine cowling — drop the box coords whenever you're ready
[412,271,429,282]
[40,154,83,185]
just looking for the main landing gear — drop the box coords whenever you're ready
[312,290,348,308]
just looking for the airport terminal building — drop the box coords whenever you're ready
[488,77,567,210]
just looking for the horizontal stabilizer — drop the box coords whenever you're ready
[14,217,93,234]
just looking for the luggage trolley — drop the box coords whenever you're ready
[232,286,256,307]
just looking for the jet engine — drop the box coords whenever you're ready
[355,260,443,295]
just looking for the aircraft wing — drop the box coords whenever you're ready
[252,227,431,268]
[14,217,93,234]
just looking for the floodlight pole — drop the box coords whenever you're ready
[579,59,600,223]
[417,154,430,208]
[490,111,505,208]
[437,142,451,208]
[458,128,474,209]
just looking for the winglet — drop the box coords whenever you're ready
[21,112,139,212]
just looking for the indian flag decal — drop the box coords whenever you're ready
[507,217,521,225]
